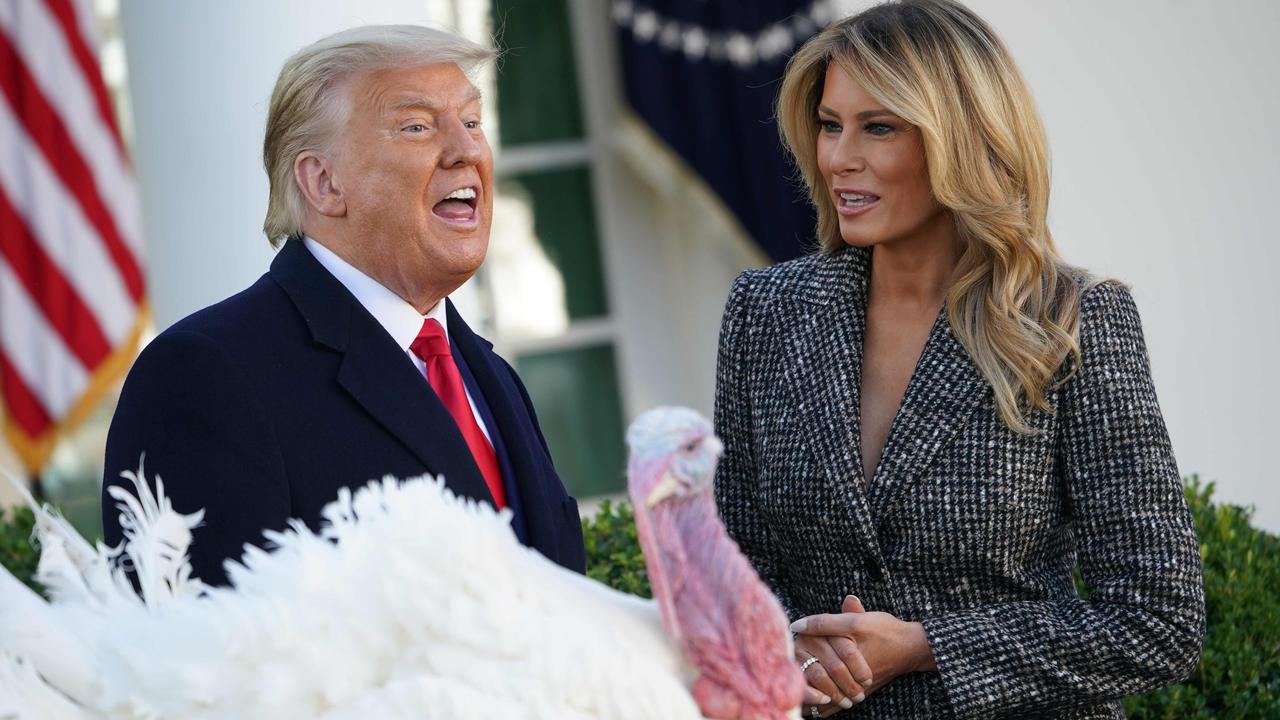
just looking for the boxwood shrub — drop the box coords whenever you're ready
[0,505,39,593]
[1121,477,1280,718]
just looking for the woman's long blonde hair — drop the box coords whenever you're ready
[778,0,1088,433]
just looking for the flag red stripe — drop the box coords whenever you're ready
[0,28,144,302]
[0,351,53,438]
[0,188,112,368]
[39,0,125,159]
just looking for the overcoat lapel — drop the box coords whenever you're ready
[334,319,495,506]
[778,247,885,566]
[270,240,495,506]
[446,301,565,559]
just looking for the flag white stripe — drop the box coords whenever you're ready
[69,0,102,60]
[0,258,89,418]
[0,97,137,345]
[0,0,145,261]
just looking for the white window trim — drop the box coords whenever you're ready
[495,140,592,178]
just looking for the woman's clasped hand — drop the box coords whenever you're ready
[792,596,937,717]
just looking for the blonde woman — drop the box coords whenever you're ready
[712,1,1204,717]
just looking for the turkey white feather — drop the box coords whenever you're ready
[0,407,801,719]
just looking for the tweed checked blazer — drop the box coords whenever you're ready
[713,246,1204,719]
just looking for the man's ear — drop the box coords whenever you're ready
[294,151,346,218]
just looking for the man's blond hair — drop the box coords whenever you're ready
[262,25,493,246]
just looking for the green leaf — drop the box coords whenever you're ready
[0,505,43,595]
[580,499,651,599]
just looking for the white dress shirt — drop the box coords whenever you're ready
[304,237,492,442]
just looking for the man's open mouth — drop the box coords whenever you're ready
[432,186,478,221]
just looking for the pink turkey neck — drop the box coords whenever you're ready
[635,486,804,720]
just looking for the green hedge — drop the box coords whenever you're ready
[3,479,1275,716]
[583,499,652,599]
[0,505,40,593]
[581,479,1280,719]
[1122,477,1280,718]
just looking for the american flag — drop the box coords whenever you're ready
[0,0,146,474]
[614,0,824,262]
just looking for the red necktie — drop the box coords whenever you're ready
[410,318,506,509]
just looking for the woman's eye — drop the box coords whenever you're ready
[818,119,842,134]
[865,122,893,136]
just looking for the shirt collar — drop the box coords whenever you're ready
[304,236,448,351]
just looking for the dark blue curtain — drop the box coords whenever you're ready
[614,1,827,262]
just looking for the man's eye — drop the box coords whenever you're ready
[403,123,427,133]
[464,120,482,130]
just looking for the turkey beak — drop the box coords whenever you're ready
[646,472,683,508]
[704,436,724,457]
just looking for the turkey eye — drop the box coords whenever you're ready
[683,440,698,453]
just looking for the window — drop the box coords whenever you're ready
[482,0,628,498]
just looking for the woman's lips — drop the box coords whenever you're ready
[835,190,880,217]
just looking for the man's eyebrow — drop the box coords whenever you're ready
[388,97,435,112]
[386,88,483,114]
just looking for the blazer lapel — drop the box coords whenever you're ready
[777,247,886,567]
[270,240,494,506]
[866,310,988,519]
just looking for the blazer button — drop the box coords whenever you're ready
[866,562,885,582]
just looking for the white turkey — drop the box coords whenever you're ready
[0,406,804,719]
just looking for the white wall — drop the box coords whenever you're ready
[950,0,1280,531]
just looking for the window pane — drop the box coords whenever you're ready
[516,343,625,497]
[39,402,113,541]
[495,166,608,325]
[42,464,103,541]
[491,0,585,145]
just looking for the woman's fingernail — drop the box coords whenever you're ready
[858,676,873,686]
[790,619,807,632]
[839,698,854,709]
[853,693,866,704]
[817,694,832,705]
